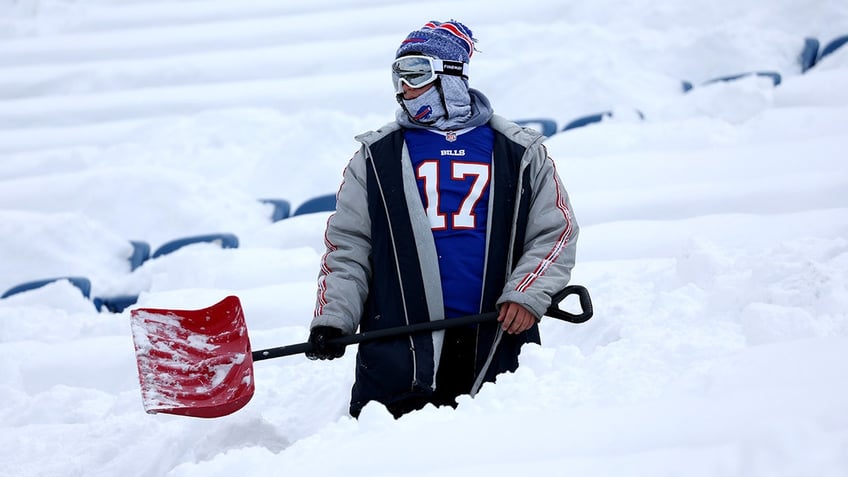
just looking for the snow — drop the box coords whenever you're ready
[1,0,847,475]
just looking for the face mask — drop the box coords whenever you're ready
[398,83,447,125]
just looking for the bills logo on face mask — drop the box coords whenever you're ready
[414,105,433,121]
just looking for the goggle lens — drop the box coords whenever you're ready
[392,56,438,91]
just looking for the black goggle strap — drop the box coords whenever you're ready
[433,59,469,79]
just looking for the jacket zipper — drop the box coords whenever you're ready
[367,150,418,390]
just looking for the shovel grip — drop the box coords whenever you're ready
[546,285,593,323]
[252,284,593,362]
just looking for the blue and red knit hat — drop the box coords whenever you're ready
[395,20,476,63]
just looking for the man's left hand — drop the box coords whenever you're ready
[497,302,536,334]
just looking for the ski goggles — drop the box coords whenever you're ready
[392,55,469,92]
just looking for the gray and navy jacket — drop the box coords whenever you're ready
[311,115,579,416]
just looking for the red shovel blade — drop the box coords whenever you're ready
[129,296,255,418]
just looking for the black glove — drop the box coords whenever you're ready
[306,326,346,360]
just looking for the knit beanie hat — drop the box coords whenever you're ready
[395,20,476,63]
[395,20,492,131]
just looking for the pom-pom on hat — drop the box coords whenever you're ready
[396,20,476,63]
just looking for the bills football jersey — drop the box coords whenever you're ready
[405,125,495,318]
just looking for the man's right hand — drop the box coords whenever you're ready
[306,326,346,360]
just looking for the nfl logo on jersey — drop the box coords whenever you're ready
[445,131,457,142]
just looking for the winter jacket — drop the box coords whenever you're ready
[311,114,578,416]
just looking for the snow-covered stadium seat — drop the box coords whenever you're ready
[260,198,292,222]
[562,112,613,132]
[1,276,92,299]
[151,233,239,259]
[702,71,782,87]
[293,194,337,216]
[819,34,848,62]
[93,294,139,313]
[799,37,820,73]
[561,109,644,133]
[129,240,150,271]
[515,118,558,137]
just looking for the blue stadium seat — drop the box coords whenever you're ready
[129,240,150,271]
[93,294,139,313]
[561,109,644,133]
[152,233,239,259]
[293,194,337,216]
[799,37,820,73]
[562,112,613,132]
[819,34,848,61]
[514,118,558,137]
[702,71,782,87]
[259,198,291,222]
[1,276,92,299]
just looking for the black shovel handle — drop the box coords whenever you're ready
[252,285,593,361]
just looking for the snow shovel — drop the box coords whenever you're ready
[130,285,593,418]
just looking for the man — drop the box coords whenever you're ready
[306,20,578,419]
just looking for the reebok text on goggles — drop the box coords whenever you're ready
[392,55,469,93]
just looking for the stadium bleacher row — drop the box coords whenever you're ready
[2,33,845,312]
[0,195,338,312]
[517,34,847,137]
